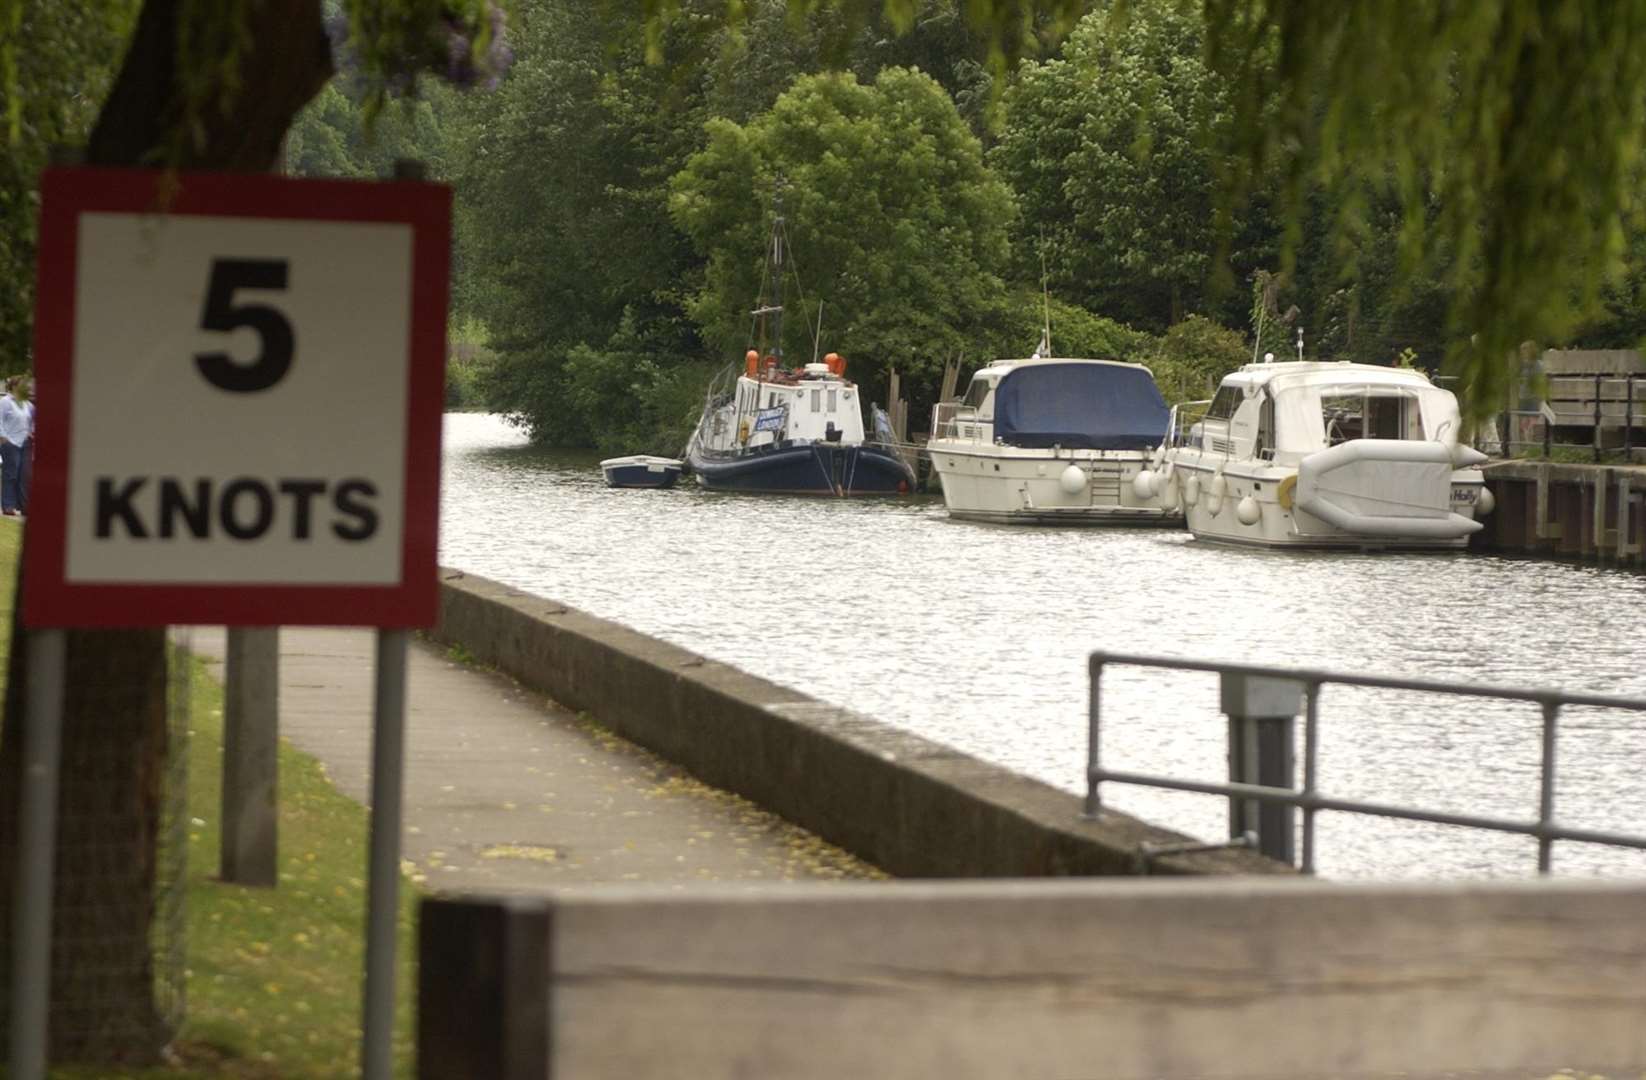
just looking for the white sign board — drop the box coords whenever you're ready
[26,168,451,627]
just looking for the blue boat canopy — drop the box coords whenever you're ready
[993,362,1169,450]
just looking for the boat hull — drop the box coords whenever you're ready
[927,444,1181,526]
[688,441,914,496]
[1166,457,1486,551]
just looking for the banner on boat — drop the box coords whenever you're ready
[753,407,787,433]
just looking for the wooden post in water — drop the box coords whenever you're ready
[1617,473,1635,562]
[1593,469,1610,559]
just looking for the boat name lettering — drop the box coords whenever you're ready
[752,407,787,433]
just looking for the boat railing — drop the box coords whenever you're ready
[930,400,989,443]
[1084,650,1646,875]
[1167,401,1211,450]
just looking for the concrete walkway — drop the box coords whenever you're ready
[184,628,881,893]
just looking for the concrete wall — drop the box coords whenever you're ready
[420,878,1646,1080]
[432,570,1285,879]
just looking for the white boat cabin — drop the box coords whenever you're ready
[1187,362,1464,464]
[698,356,866,454]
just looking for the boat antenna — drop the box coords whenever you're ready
[813,300,824,365]
[1251,291,1265,365]
[1296,325,1304,362]
[1039,242,1052,358]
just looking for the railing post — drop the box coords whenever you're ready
[1083,655,1104,819]
[1221,672,1303,865]
[1628,375,1635,460]
[1594,372,1602,462]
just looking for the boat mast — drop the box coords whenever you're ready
[769,182,785,366]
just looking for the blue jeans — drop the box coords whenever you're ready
[1,440,25,513]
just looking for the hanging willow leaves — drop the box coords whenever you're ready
[1201,0,1646,419]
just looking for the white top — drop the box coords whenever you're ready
[0,395,33,446]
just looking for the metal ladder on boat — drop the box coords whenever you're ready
[1088,464,1122,505]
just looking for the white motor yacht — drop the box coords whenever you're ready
[1158,360,1493,549]
[927,357,1180,525]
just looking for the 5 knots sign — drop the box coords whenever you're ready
[25,167,451,627]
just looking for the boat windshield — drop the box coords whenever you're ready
[960,377,993,410]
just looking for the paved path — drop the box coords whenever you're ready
[184,628,881,893]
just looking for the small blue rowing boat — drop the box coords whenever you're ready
[599,455,684,489]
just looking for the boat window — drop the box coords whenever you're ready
[768,392,777,408]
[1256,395,1275,459]
[1369,394,1424,439]
[1322,393,1363,445]
[1207,384,1243,420]
[961,378,992,409]
[827,388,838,411]
[1324,392,1420,445]
[811,388,821,412]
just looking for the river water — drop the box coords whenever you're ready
[440,413,1646,880]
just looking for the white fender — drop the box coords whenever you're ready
[1132,470,1156,500]
[1059,464,1087,495]
[1184,473,1201,507]
[1236,495,1261,526]
[1476,485,1496,515]
[1205,469,1228,517]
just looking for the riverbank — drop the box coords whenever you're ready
[431,568,1286,878]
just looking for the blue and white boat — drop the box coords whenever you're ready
[684,200,915,497]
[600,455,683,489]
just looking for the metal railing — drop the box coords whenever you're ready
[929,400,988,443]
[1434,373,1644,461]
[1084,650,1646,875]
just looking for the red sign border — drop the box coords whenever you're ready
[24,167,451,628]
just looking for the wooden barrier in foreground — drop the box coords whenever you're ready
[418,878,1646,1080]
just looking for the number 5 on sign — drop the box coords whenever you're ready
[25,167,451,629]
[196,258,295,393]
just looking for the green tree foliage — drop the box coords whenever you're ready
[1024,296,1152,360]
[1143,312,1249,403]
[285,81,454,180]
[453,0,708,446]
[0,0,137,372]
[991,1,1265,332]
[670,67,1017,402]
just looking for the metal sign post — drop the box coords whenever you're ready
[20,166,450,1078]
[7,629,66,1080]
[362,629,409,1080]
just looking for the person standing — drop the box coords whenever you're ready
[0,376,33,515]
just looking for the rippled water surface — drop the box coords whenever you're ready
[440,413,1646,880]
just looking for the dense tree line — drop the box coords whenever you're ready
[289,0,1638,450]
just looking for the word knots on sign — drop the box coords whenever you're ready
[25,167,452,628]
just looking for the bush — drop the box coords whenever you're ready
[1143,315,1250,404]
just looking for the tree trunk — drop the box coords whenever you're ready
[0,0,330,1063]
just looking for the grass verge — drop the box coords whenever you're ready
[0,519,418,1078]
